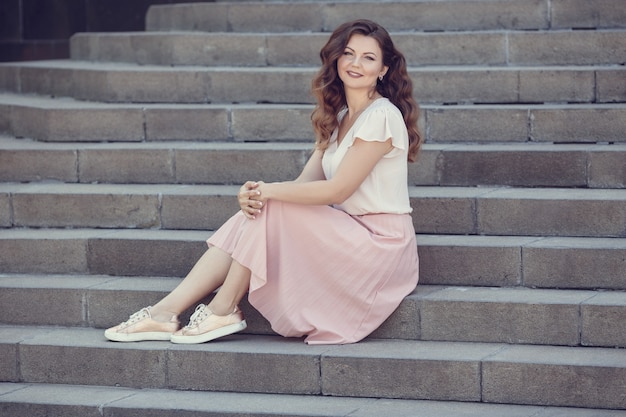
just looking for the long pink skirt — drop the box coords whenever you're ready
[207,200,419,345]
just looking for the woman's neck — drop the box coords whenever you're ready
[345,89,380,120]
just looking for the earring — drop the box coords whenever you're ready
[379,74,384,81]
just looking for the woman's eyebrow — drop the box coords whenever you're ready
[345,46,378,57]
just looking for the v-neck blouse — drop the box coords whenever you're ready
[321,97,412,215]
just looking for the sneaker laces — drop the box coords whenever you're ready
[186,304,211,329]
[118,306,152,329]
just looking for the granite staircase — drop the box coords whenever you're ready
[1,0,626,415]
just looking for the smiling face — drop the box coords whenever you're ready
[337,33,388,94]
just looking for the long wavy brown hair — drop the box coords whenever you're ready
[311,19,422,162]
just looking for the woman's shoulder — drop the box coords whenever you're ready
[362,97,404,125]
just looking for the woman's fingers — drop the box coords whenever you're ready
[238,181,263,219]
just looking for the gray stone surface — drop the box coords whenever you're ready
[518,69,594,104]
[168,336,325,394]
[438,143,589,187]
[419,286,591,345]
[10,184,162,229]
[476,188,626,237]
[0,192,10,227]
[0,147,77,182]
[523,237,626,290]
[231,106,314,141]
[87,229,208,277]
[589,145,626,188]
[581,291,626,347]
[80,147,175,184]
[321,339,500,401]
[483,344,626,408]
[409,187,480,234]
[509,31,626,66]
[551,0,626,29]
[531,106,626,143]
[160,187,240,230]
[426,107,529,142]
[0,229,89,274]
[145,106,230,141]
[146,0,550,33]
[174,143,309,184]
[416,235,530,287]
[597,69,626,103]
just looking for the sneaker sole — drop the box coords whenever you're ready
[104,330,174,342]
[170,320,247,344]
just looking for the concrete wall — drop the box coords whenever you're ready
[0,0,214,62]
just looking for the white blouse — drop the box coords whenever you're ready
[321,98,412,215]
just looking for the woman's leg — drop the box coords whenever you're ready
[208,259,252,316]
[149,246,234,321]
[169,258,251,343]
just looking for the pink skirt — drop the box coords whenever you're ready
[207,200,419,344]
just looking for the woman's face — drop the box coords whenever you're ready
[337,34,388,93]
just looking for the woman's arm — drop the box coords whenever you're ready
[294,148,326,183]
[238,148,326,219]
[257,138,391,206]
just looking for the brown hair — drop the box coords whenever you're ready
[311,19,422,162]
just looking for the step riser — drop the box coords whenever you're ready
[1,278,624,348]
[144,0,626,33]
[70,31,626,68]
[1,233,624,290]
[2,102,625,144]
[3,187,625,237]
[2,143,625,189]
[10,384,622,417]
[4,65,624,106]
[2,329,625,409]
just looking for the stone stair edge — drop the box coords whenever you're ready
[9,58,626,71]
[144,0,626,33]
[0,229,624,291]
[2,227,625,244]
[1,273,622,316]
[3,382,626,417]
[1,274,625,348]
[3,136,624,189]
[2,91,626,110]
[2,182,625,238]
[3,181,626,199]
[2,65,623,109]
[2,134,626,151]
[2,94,625,144]
[67,29,626,68]
[2,327,626,409]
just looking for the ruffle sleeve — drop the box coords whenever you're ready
[349,104,408,151]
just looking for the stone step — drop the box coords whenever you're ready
[1,274,624,348]
[1,94,625,143]
[1,137,625,188]
[69,29,626,69]
[0,229,624,290]
[1,326,626,409]
[4,383,626,417]
[144,0,626,33]
[2,183,625,238]
[3,60,624,105]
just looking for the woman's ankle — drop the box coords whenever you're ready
[149,307,179,323]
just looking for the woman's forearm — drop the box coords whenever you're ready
[260,180,343,206]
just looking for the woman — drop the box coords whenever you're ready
[105,19,421,345]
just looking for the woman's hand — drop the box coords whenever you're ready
[238,181,264,219]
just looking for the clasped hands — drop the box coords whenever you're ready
[238,181,267,219]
